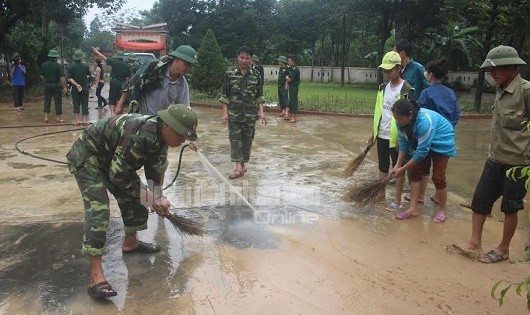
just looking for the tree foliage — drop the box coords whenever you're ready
[190,29,227,97]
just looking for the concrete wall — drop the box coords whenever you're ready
[263,65,495,87]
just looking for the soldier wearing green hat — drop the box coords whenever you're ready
[251,55,264,84]
[463,45,529,264]
[66,104,198,299]
[92,47,131,113]
[115,45,198,117]
[41,49,68,123]
[127,53,141,76]
[67,50,91,125]
[276,55,289,117]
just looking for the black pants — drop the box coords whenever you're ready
[95,82,107,107]
[13,85,25,108]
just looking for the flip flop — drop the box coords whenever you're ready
[122,241,161,254]
[87,281,117,299]
[432,212,446,223]
[404,194,424,204]
[479,250,509,263]
[395,211,416,220]
[446,244,482,260]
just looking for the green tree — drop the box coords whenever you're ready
[190,29,227,97]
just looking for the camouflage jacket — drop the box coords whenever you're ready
[219,66,265,120]
[122,56,169,113]
[67,114,168,199]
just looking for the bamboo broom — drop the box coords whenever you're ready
[341,142,374,177]
[343,174,393,207]
[166,212,203,236]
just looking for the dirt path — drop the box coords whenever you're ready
[0,100,528,314]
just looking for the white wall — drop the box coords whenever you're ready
[263,65,496,87]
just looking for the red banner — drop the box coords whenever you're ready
[115,39,165,51]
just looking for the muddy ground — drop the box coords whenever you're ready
[0,95,528,315]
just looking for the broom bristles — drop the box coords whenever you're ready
[344,175,393,207]
[341,153,367,177]
[166,213,203,236]
[341,142,374,177]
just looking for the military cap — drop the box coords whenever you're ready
[480,45,527,68]
[168,45,198,65]
[158,105,198,141]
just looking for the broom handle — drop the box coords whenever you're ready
[363,142,374,154]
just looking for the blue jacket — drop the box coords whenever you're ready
[418,83,460,127]
[402,59,429,99]
[397,108,456,162]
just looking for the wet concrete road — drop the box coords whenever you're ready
[0,95,528,314]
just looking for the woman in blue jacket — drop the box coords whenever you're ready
[391,98,456,222]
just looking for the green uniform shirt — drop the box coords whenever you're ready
[489,74,530,165]
[41,60,65,84]
[277,65,289,86]
[66,114,169,200]
[219,66,265,121]
[288,66,300,86]
[67,61,90,87]
[107,57,131,81]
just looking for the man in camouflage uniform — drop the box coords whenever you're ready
[220,46,267,179]
[67,105,198,299]
[276,55,289,117]
[115,45,198,116]
[41,49,67,123]
[91,48,131,114]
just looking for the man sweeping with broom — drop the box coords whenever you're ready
[67,105,198,299]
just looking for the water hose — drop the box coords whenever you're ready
[14,127,86,165]
[163,144,190,190]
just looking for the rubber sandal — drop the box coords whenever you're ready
[122,241,161,254]
[87,281,117,298]
[432,212,446,223]
[479,250,508,263]
[404,194,424,204]
[385,202,402,212]
[44,119,49,123]
[56,119,65,123]
[395,211,416,220]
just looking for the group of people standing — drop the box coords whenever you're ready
[38,48,141,125]
[276,55,300,123]
[371,40,529,264]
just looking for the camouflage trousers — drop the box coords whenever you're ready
[68,155,149,256]
[228,119,256,163]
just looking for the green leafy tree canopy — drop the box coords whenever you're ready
[191,29,227,97]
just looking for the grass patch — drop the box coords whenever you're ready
[191,81,494,114]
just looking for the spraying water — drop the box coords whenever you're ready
[196,151,258,215]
